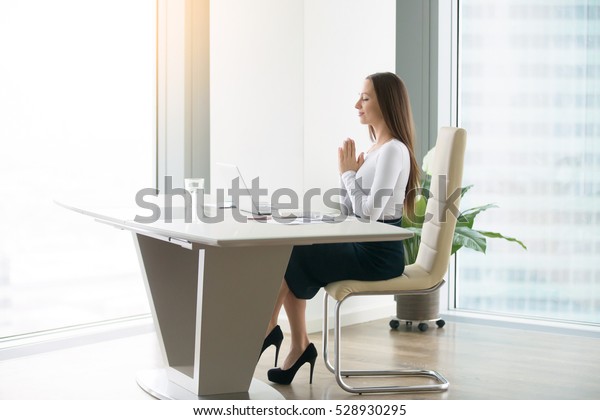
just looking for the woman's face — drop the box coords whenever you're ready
[355,78,383,126]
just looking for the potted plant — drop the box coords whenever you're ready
[402,146,527,264]
[393,146,526,331]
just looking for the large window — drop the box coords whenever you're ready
[0,0,155,338]
[456,0,600,324]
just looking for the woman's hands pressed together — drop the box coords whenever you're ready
[338,138,365,174]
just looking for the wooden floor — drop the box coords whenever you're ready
[257,319,600,400]
[1,318,599,399]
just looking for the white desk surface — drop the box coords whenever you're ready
[56,196,413,247]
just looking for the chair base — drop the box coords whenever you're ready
[329,368,449,395]
[323,292,449,394]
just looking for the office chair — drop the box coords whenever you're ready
[322,127,467,394]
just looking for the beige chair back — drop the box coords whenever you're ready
[414,127,467,281]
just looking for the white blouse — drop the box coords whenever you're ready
[340,139,410,221]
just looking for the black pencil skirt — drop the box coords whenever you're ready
[284,219,406,300]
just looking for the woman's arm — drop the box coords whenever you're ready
[337,138,364,216]
[341,143,404,220]
[339,176,353,215]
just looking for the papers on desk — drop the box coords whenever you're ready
[265,213,343,225]
[267,217,325,225]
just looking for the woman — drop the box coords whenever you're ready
[261,72,420,385]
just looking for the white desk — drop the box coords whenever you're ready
[58,198,412,400]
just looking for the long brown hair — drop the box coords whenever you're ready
[366,72,420,216]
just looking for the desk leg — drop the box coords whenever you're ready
[133,233,292,399]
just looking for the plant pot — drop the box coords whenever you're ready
[390,288,445,332]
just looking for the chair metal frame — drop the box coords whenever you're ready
[322,281,449,394]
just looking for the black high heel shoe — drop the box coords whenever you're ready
[267,343,318,385]
[261,325,284,367]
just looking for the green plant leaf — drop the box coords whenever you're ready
[403,195,427,226]
[477,230,528,250]
[402,227,422,265]
[403,239,419,265]
[421,175,431,192]
[452,226,487,255]
[401,179,528,261]
[461,184,474,198]
[403,227,423,239]
[457,203,498,228]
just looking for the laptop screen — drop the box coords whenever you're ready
[213,162,263,214]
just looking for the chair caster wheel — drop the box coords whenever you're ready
[418,323,429,332]
[389,319,400,329]
[436,319,445,328]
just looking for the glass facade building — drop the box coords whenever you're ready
[457,0,600,324]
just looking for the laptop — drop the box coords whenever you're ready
[213,163,321,218]
[213,162,283,216]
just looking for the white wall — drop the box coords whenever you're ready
[210,0,304,195]
[211,0,397,332]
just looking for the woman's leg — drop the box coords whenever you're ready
[266,280,289,335]
[280,282,310,370]
[266,279,311,370]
